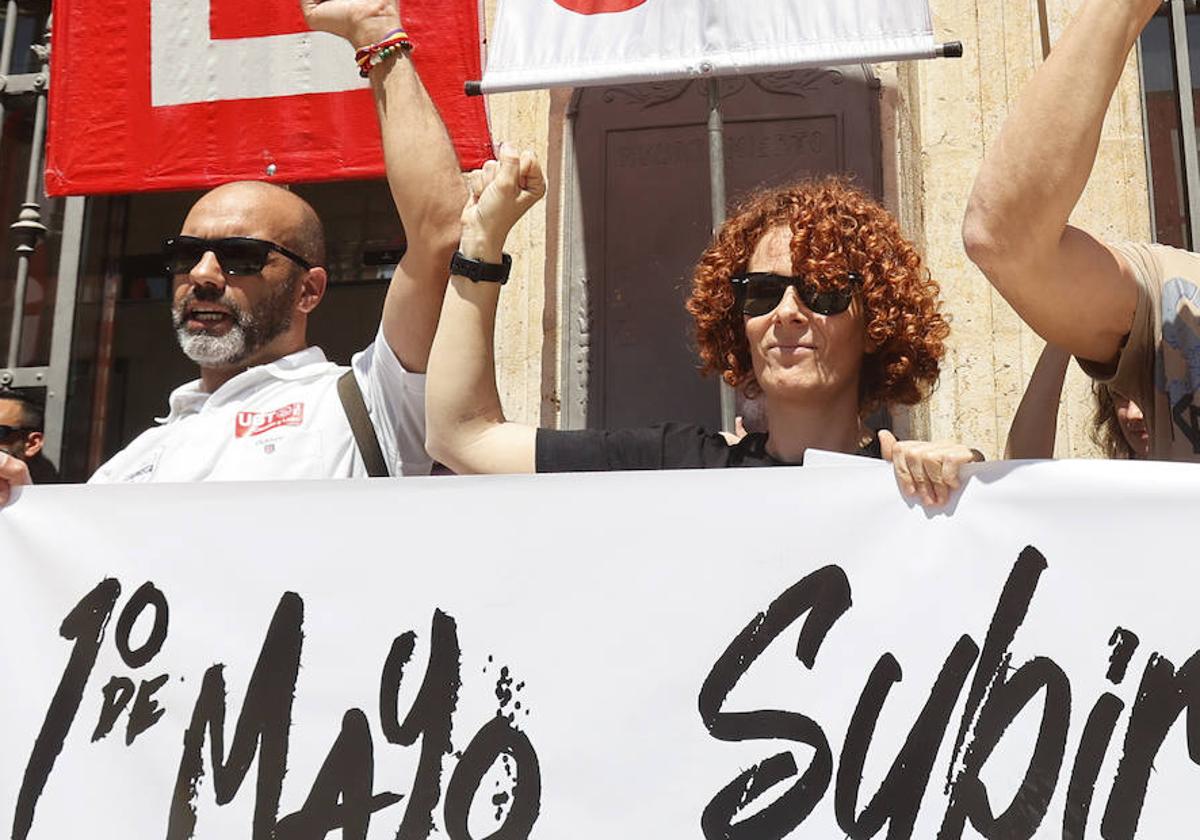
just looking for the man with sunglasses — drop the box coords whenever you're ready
[81,0,465,484]
[0,387,60,495]
[963,0,1196,461]
[420,148,983,508]
[0,389,44,466]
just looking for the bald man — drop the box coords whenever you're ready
[82,0,465,483]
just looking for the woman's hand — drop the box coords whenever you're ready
[459,144,546,261]
[879,430,983,508]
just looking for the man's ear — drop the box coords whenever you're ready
[297,266,327,315]
[24,430,43,459]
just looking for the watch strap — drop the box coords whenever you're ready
[450,250,512,284]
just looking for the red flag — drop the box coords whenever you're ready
[45,0,492,195]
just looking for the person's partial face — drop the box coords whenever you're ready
[742,225,866,405]
[1113,392,1150,458]
[0,399,41,460]
[171,186,311,370]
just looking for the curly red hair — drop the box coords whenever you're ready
[686,177,948,413]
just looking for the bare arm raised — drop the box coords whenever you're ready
[962,0,1158,365]
[425,146,546,474]
[302,0,467,372]
[1004,343,1072,459]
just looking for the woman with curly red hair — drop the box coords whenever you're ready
[426,145,982,507]
[688,179,948,417]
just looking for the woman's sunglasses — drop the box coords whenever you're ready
[163,235,313,277]
[729,271,863,317]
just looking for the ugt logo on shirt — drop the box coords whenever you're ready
[235,403,305,438]
[553,0,648,14]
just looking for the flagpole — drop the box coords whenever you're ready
[706,77,737,434]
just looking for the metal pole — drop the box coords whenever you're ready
[0,0,20,162]
[1135,36,1160,243]
[7,82,47,367]
[706,79,727,228]
[0,0,17,72]
[42,196,84,468]
[1168,0,1200,249]
[1035,0,1052,60]
[707,77,737,433]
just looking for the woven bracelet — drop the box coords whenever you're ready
[355,31,413,77]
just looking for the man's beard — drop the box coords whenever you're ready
[172,274,298,368]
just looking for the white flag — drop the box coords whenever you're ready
[481,0,938,93]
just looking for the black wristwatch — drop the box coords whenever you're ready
[450,250,512,284]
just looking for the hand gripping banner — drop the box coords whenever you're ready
[480,0,943,93]
[45,0,493,195]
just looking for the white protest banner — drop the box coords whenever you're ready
[2,460,1199,838]
[480,0,938,93]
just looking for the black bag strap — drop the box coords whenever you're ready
[337,370,389,478]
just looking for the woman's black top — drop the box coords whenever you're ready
[535,422,882,472]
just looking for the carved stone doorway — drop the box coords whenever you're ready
[562,67,881,432]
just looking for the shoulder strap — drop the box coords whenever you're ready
[337,370,389,478]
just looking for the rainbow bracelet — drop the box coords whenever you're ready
[355,30,413,77]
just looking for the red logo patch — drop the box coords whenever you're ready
[553,0,647,14]
[235,403,305,438]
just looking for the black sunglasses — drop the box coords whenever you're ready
[730,271,863,317]
[163,235,313,277]
[0,424,33,439]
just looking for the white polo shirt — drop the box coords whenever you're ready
[88,329,429,483]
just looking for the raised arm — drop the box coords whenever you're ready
[302,0,467,372]
[1004,343,1072,459]
[425,146,546,474]
[961,0,1156,364]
